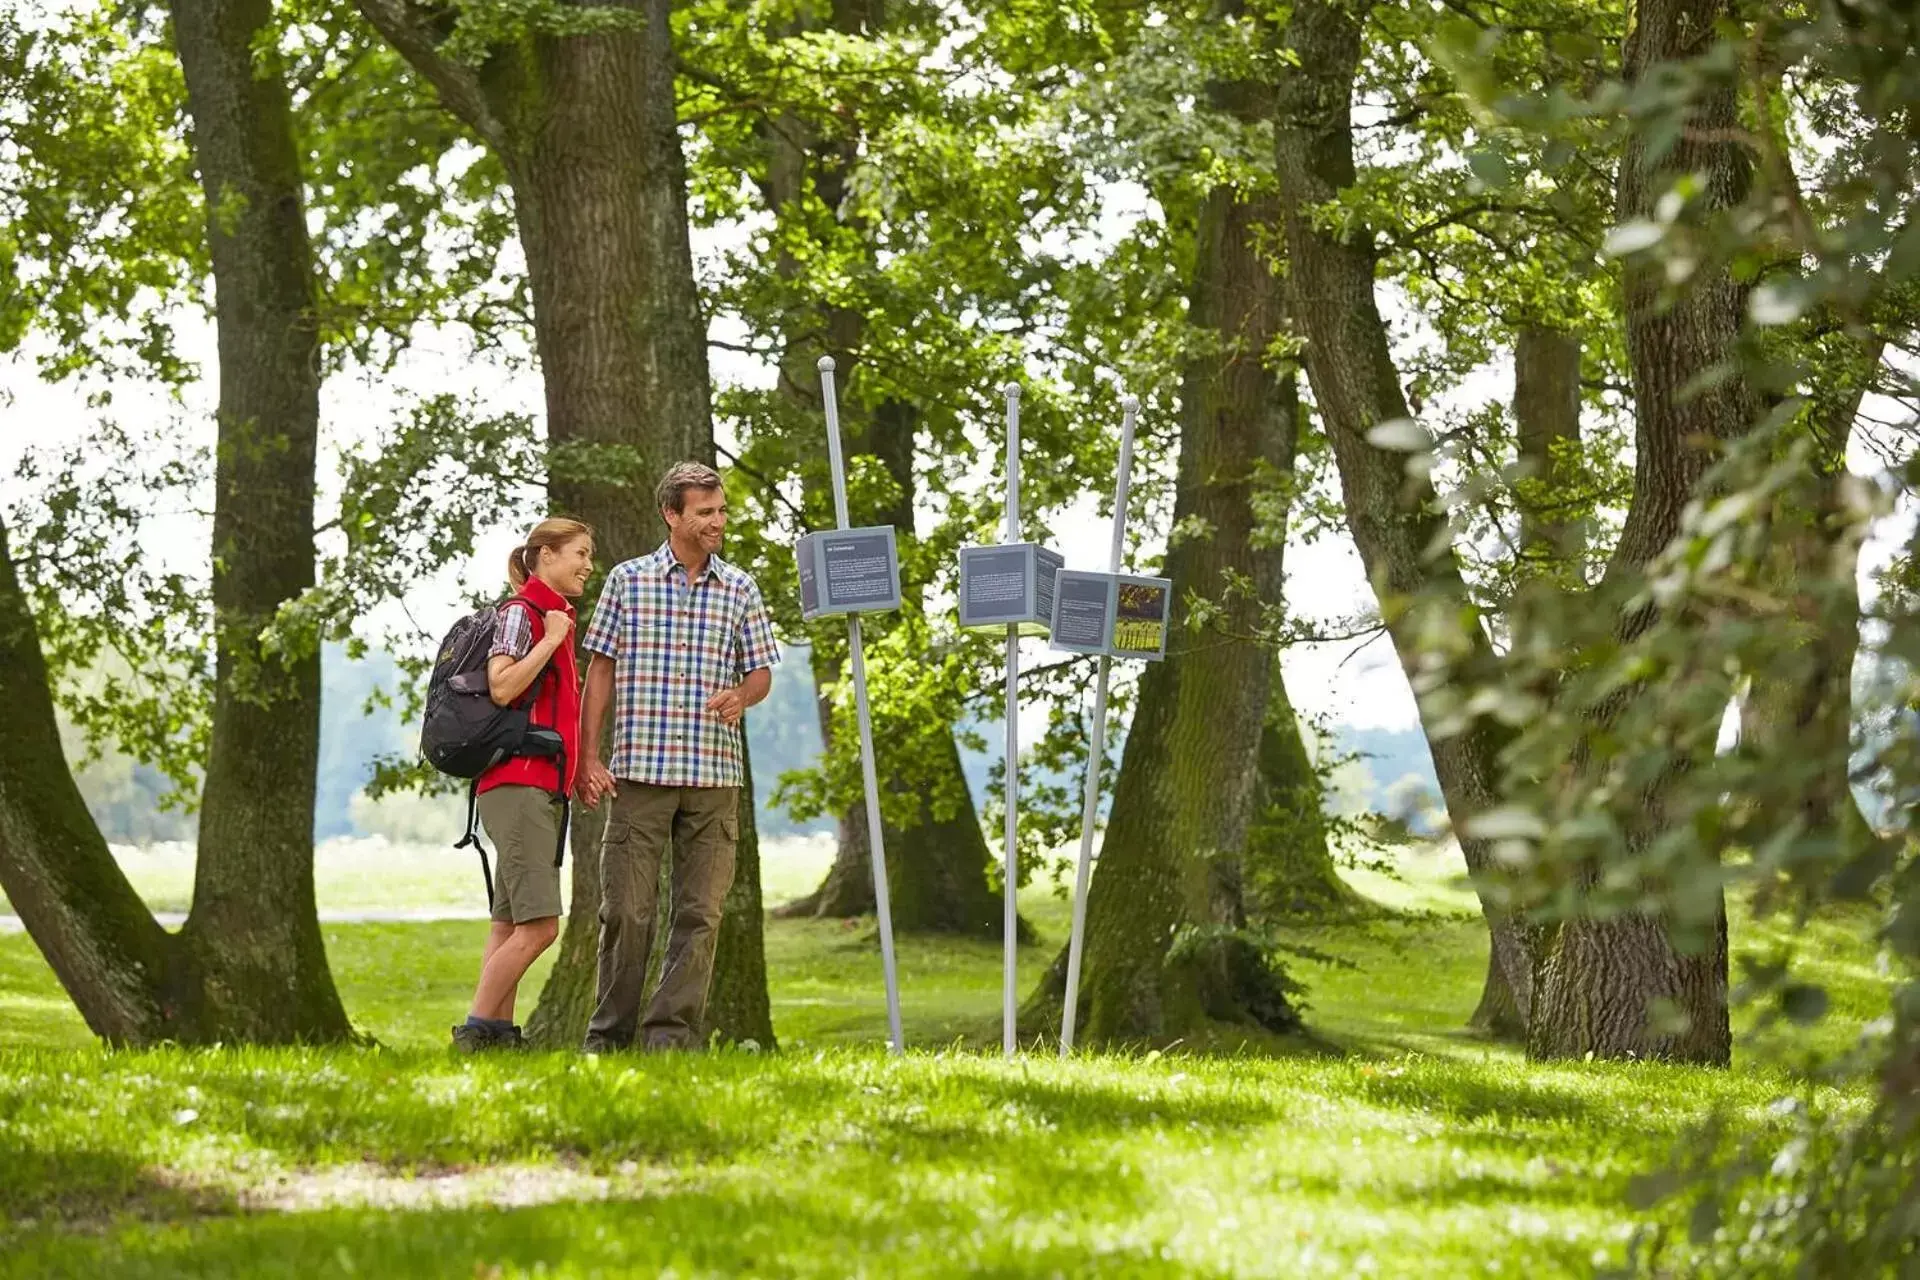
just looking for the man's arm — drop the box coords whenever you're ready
[579,653,614,760]
[706,584,778,725]
[577,653,618,805]
[705,666,771,726]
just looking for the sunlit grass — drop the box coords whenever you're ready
[0,838,1893,1276]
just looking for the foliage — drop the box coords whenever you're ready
[1394,0,1920,1269]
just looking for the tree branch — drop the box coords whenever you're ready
[715,442,814,532]
[353,0,511,152]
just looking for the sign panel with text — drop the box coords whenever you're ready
[1046,571,1172,661]
[958,542,1064,634]
[795,526,902,621]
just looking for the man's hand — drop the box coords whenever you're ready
[578,761,618,808]
[705,684,749,725]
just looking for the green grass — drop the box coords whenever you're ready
[0,841,1892,1277]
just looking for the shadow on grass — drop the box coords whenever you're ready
[0,1180,1244,1279]
[0,1152,235,1232]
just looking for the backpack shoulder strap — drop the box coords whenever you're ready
[498,595,542,624]
[495,596,557,707]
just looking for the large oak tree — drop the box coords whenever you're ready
[0,0,351,1043]
[355,0,773,1047]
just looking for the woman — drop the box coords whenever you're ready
[452,517,594,1052]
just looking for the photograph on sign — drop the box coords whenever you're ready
[1049,570,1115,655]
[820,527,901,612]
[1111,575,1173,660]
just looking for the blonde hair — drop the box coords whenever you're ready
[508,517,594,591]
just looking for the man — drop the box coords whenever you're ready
[575,461,778,1051]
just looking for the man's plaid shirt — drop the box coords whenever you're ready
[581,542,780,788]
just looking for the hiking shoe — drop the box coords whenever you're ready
[451,1022,516,1053]
[580,1035,623,1055]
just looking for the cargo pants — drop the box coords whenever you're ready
[584,782,739,1050]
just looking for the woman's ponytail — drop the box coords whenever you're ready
[507,517,595,592]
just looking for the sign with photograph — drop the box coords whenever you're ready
[1046,571,1171,661]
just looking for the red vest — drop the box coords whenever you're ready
[476,576,581,797]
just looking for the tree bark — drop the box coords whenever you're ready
[1514,325,1586,570]
[1272,0,1537,1034]
[1050,137,1302,1043]
[1526,0,1756,1066]
[1466,323,1586,1038]
[1241,377,1348,922]
[0,0,352,1044]
[170,0,349,1041]
[1739,343,1885,871]
[0,517,190,1043]
[1246,666,1358,919]
[355,0,772,1049]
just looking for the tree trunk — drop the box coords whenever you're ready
[773,641,881,918]
[1245,666,1358,920]
[1241,362,1348,922]
[1465,323,1586,1037]
[0,0,352,1045]
[355,0,772,1048]
[1272,0,1537,1034]
[0,517,191,1043]
[705,740,775,1046]
[1527,0,1756,1066]
[1052,153,1302,1043]
[170,0,349,1041]
[1513,325,1586,570]
[1739,344,1885,874]
[753,1,1003,936]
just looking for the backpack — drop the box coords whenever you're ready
[420,599,568,908]
[421,599,550,779]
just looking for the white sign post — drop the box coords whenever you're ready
[1059,395,1140,1054]
[1000,381,1021,1060]
[816,356,905,1055]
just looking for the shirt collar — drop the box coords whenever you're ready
[653,540,719,585]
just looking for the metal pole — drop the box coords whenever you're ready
[1059,394,1139,1055]
[1002,380,1021,1059]
[818,356,904,1055]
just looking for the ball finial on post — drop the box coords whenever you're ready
[1002,380,1021,400]
[1121,394,1140,413]
[818,355,837,373]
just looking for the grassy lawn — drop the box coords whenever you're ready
[0,840,1887,1277]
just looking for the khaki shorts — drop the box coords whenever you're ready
[477,784,565,924]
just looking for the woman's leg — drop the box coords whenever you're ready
[469,921,515,1016]
[470,916,560,1022]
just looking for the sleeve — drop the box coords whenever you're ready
[581,565,625,660]
[489,603,535,661]
[736,581,780,674]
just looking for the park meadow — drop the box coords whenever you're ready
[0,838,1889,1276]
[7,0,1920,1275]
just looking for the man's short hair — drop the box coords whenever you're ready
[655,461,724,515]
